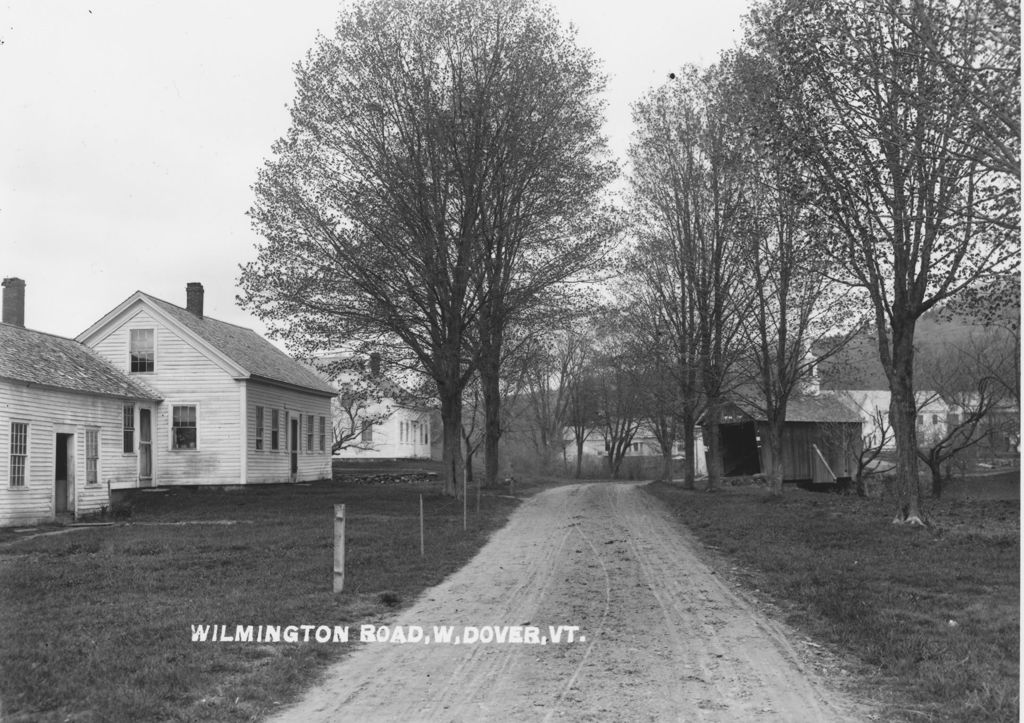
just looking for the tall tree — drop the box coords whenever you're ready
[728,50,864,496]
[748,0,1020,522]
[238,0,615,495]
[629,65,753,491]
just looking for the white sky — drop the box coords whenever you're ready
[0,0,751,342]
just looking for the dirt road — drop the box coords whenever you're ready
[271,483,865,722]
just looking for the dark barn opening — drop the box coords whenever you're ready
[719,422,761,476]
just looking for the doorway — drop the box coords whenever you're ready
[55,433,74,514]
[139,408,153,487]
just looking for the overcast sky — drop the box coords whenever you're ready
[0,0,751,343]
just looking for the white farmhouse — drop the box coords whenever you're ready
[77,283,336,487]
[1,279,160,525]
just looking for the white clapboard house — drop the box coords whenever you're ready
[77,283,336,488]
[1,278,160,525]
[2,279,336,525]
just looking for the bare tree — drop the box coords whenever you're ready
[520,328,589,472]
[916,334,1017,497]
[748,0,1020,523]
[239,0,615,496]
[628,64,752,491]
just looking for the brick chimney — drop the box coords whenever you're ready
[2,277,25,327]
[186,282,204,318]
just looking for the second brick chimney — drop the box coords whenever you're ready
[186,282,204,318]
[2,277,25,327]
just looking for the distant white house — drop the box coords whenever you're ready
[319,353,439,461]
[834,389,948,451]
[572,424,708,476]
[77,283,335,487]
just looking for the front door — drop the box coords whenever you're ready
[55,433,74,514]
[139,408,153,487]
[290,418,299,481]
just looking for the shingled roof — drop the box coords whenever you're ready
[0,323,160,400]
[726,393,862,424]
[142,294,335,395]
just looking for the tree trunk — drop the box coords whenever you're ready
[704,402,722,491]
[681,412,696,490]
[764,421,784,497]
[575,437,584,478]
[660,450,674,482]
[439,389,463,497]
[855,471,867,498]
[480,347,502,489]
[926,456,944,499]
[889,383,924,524]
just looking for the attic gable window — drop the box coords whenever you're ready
[129,329,155,373]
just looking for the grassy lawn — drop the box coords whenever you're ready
[645,481,1020,722]
[0,480,519,722]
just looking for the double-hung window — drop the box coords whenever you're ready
[172,405,198,450]
[129,329,155,372]
[306,415,314,451]
[255,407,264,450]
[123,404,135,453]
[319,416,326,452]
[271,410,280,450]
[86,429,99,484]
[9,422,27,487]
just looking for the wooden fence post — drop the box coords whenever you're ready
[333,504,345,593]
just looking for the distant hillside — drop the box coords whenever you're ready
[820,278,1020,391]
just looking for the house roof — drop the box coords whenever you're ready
[141,294,336,396]
[726,392,862,424]
[0,322,160,400]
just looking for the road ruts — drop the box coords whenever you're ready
[270,483,866,722]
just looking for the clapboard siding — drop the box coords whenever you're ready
[247,382,332,483]
[89,307,243,486]
[334,405,435,460]
[0,382,136,525]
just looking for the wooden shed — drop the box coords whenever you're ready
[707,393,863,485]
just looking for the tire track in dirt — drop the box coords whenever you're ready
[270,483,866,722]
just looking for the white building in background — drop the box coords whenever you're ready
[319,352,440,461]
[834,389,948,451]
[571,424,708,476]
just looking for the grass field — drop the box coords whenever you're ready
[0,479,518,722]
[645,481,1020,722]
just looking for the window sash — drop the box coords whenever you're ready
[255,406,264,450]
[306,414,314,451]
[319,416,326,452]
[9,422,27,487]
[172,405,197,450]
[271,409,279,450]
[123,404,135,453]
[86,429,99,484]
[129,329,155,373]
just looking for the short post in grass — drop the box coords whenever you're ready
[419,494,424,557]
[333,504,345,593]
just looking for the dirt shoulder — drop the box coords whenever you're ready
[270,483,869,722]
